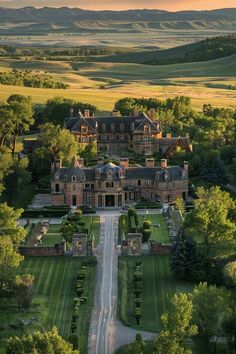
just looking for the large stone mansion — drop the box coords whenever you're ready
[65,108,191,156]
[51,157,189,208]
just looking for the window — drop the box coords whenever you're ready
[102,123,106,132]
[86,194,92,203]
[138,180,141,186]
[72,175,76,182]
[110,123,115,132]
[107,170,113,180]
[144,124,150,134]
[120,122,125,132]
[85,183,90,189]
[106,182,114,188]
[55,184,60,193]
[73,184,76,191]
[63,175,68,181]
[81,125,87,133]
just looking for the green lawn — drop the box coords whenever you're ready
[138,214,170,244]
[0,257,96,354]
[118,255,194,332]
[41,233,63,246]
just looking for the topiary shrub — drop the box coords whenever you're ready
[68,333,79,349]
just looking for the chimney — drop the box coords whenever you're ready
[97,157,104,166]
[70,108,74,117]
[54,159,62,171]
[146,158,155,168]
[184,161,189,175]
[78,158,84,167]
[161,159,167,169]
[133,109,139,117]
[84,109,90,118]
[166,133,172,139]
[120,158,129,169]
[149,108,155,120]
[112,110,120,117]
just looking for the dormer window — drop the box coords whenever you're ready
[110,123,115,132]
[144,124,150,134]
[107,170,113,180]
[81,125,87,133]
[120,122,124,132]
[102,123,106,132]
[72,175,76,182]
[64,175,68,181]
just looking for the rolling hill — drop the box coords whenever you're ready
[96,35,236,65]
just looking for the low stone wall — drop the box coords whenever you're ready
[20,241,66,257]
[149,241,171,255]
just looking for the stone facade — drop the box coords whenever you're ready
[65,109,191,157]
[51,157,189,208]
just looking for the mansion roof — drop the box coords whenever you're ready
[65,112,160,134]
[53,162,187,183]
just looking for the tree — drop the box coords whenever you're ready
[6,327,79,354]
[3,157,32,205]
[7,95,34,155]
[170,230,200,281]
[0,148,13,195]
[0,203,26,289]
[14,274,34,309]
[184,187,236,247]
[44,97,97,126]
[224,261,236,287]
[154,293,197,354]
[191,282,230,339]
[128,333,145,354]
[174,197,185,215]
[37,123,79,164]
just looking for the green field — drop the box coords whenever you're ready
[0,53,236,110]
[118,255,194,332]
[138,214,169,244]
[0,257,96,354]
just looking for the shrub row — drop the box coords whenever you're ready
[68,262,88,350]
[22,208,70,218]
[133,261,143,325]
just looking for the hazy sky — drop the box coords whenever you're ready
[76,0,236,11]
[1,0,235,11]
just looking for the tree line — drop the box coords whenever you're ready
[0,69,69,89]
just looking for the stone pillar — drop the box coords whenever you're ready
[102,195,105,208]
[115,194,118,207]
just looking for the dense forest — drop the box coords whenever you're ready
[0,69,69,89]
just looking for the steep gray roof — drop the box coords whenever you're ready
[54,166,86,182]
[65,112,160,134]
[125,166,186,181]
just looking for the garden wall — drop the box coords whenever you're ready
[20,241,66,257]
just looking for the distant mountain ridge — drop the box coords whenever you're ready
[1,7,236,23]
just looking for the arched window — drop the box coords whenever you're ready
[110,123,115,132]
[63,175,68,181]
[72,175,76,182]
[107,170,113,180]
[120,122,125,132]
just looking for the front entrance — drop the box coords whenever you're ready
[105,195,115,207]
[72,195,77,206]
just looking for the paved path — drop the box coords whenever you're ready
[88,213,118,354]
[88,210,156,354]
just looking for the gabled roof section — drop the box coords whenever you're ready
[133,113,159,134]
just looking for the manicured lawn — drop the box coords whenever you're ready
[118,255,194,332]
[41,233,63,246]
[138,214,170,244]
[0,257,96,354]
